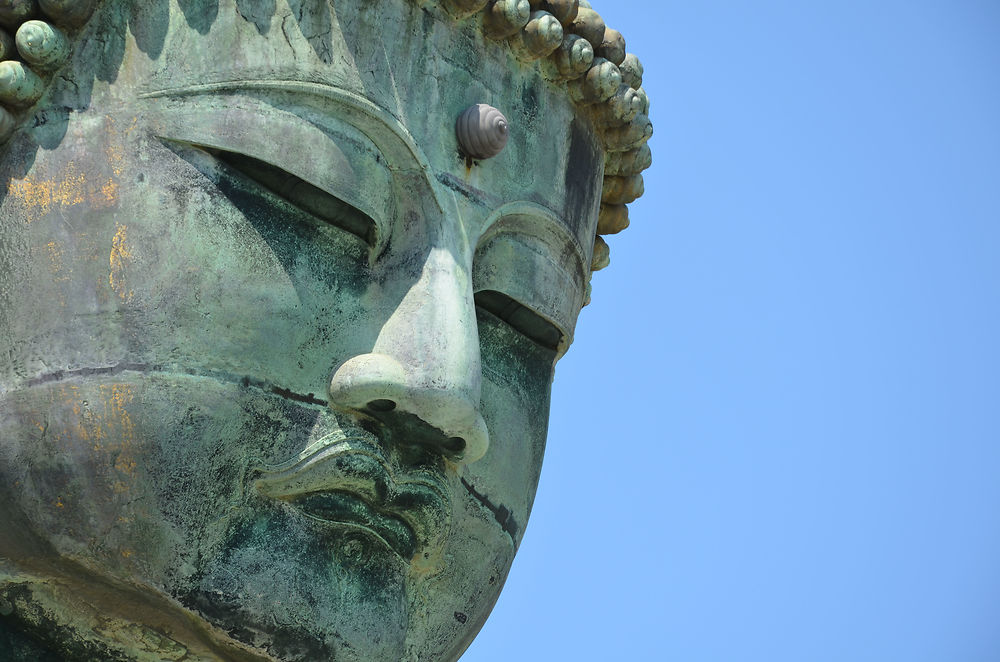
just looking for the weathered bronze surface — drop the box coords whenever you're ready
[0,0,650,659]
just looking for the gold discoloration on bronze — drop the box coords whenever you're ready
[62,383,138,490]
[109,223,134,304]
[6,162,118,223]
[108,384,138,490]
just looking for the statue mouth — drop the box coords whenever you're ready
[253,435,451,561]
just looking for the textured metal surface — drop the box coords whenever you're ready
[0,0,621,659]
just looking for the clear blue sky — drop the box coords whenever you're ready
[466,1,1000,660]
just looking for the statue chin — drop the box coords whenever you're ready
[0,0,621,659]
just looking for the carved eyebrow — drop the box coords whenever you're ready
[478,202,589,283]
[141,80,434,179]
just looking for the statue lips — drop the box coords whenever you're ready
[253,436,451,561]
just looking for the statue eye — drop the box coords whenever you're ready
[474,290,562,351]
[210,148,377,245]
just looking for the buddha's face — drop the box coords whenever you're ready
[0,1,602,660]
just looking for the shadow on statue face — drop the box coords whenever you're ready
[0,1,602,660]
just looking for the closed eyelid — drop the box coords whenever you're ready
[211,148,377,245]
[474,290,563,351]
[146,93,395,247]
[472,206,588,354]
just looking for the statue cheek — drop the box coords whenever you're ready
[45,132,381,395]
[461,309,555,545]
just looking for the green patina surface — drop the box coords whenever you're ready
[0,0,612,660]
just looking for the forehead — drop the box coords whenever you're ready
[90,0,603,255]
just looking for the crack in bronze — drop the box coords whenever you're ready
[18,363,329,408]
[460,476,519,543]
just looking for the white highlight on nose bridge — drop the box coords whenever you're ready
[449,188,473,258]
[375,245,481,397]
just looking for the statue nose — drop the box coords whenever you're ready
[327,248,489,464]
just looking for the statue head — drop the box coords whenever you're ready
[0,0,650,659]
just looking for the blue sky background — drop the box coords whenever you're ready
[466,1,1000,660]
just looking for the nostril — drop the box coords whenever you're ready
[443,437,466,454]
[366,399,397,412]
